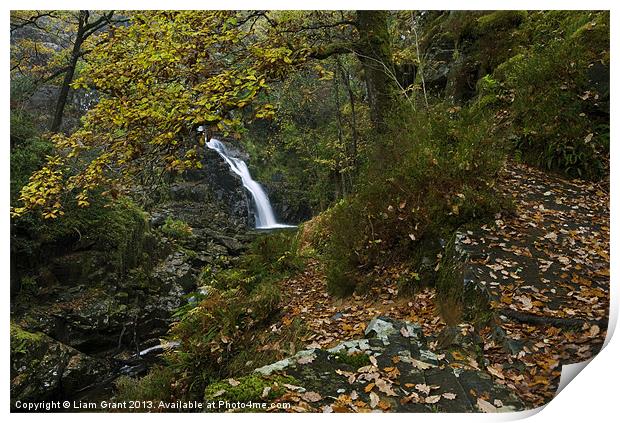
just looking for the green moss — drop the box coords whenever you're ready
[435,233,493,326]
[333,351,371,368]
[204,374,297,403]
[476,11,527,33]
[10,323,44,355]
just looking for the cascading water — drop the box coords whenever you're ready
[206,138,294,229]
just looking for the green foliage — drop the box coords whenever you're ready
[242,231,304,277]
[161,216,193,239]
[242,57,371,214]
[322,105,505,296]
[114,366,176,403]
[476,11,527,33]
[18,276,37,295]
[485,11,609,179]
[12,196,150,277]
[163,232,304,398]
[10,110,38,145]
[10,134,53,203]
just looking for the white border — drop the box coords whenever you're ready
[2,1,617,422]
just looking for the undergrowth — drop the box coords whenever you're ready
[319,105,506,296]
[115,230,306,403]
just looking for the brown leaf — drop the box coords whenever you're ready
[477,398,497,413]
[369,355,378,367]
[414,384,431,395]
[425,395,441,404]
[411,358,436,370]
[297,355,315,364]
[486,364,505,379]
[369,392,380,408]
[301,391,322,402]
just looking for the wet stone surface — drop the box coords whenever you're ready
[254,317,523,412]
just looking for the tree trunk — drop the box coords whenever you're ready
[51,49,81,133]
[355,11,395,133]
[337,58,359,170]
[50,15,86,133]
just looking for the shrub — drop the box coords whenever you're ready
[322,105,506,296]
[161,216,193,239]
[242,230,304,278]
[491,11,609,180]
[114,367,176,404]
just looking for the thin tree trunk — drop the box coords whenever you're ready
[50,10,113,133]
[51,15,86,133]
[333,64,347,197]
[411,11,428,108]
[336,58,359,170]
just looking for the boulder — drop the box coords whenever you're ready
[10,323,110,404]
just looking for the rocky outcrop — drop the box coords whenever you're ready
[10,142,261,404]
[249,317,523,412]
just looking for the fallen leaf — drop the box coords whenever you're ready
[301,391,322,402]
[425,395,441,404]
[369,355,378,367]
[411,358,436,370]
[283,383,305,392]
[297,355,315,364]
[415,384,431,395]
[487,364,505,379]
[375,378,397,396]
[228,378,240,387]
[442,392,457,400]
[369,392,380,408]
[378,400,391,411]
[477,398,497,413]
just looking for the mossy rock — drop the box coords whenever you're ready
[204,374,298,403]
[333,350,371,368]
[11,323,110,404]
[476,11,527,33]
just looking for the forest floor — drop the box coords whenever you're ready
[273,162,609,409]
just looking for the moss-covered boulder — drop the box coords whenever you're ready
[10,323,110,405]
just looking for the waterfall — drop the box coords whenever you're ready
[206,138,294,229]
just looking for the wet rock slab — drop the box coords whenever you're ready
[254,317,523,413]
